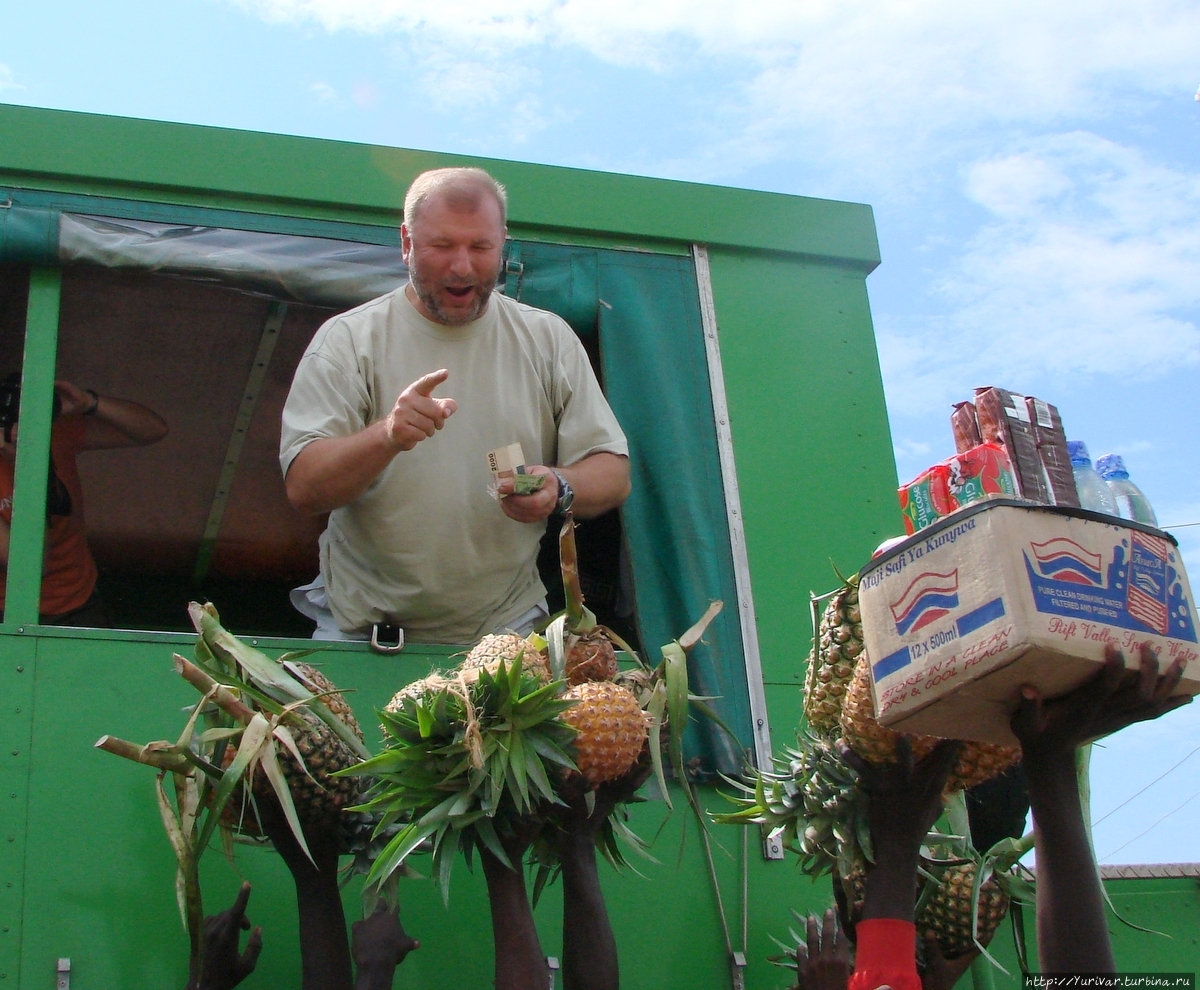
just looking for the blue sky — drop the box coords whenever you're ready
[5,0,1200,864]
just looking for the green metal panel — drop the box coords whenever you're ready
[0,635,37,986]
[5,268,60,628]
[8,628,788,990]
[0,104,879,268]
[705,249,899,727]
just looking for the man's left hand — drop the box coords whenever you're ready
[497,465,558,523]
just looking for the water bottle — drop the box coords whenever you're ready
[1094,453,1158,525]
[1067,441,1119,515]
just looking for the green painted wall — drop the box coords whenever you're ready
[0,104,1195,988]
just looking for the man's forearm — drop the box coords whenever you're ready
[1026,754,1115,972]
[481,850,548,990]
[860,841,920,924]
[558,453,630,519]
[286,424,400,514]
[559,835,618,990]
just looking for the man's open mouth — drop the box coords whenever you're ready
[444,285,474,299]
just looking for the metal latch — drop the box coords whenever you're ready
[763,827,786,860]
[370,623,405,655]
[56,958,70,990]
[545,956,560,990]
[730,950,746,990]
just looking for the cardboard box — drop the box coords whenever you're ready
[858,499,1200,745]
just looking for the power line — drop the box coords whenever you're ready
[1100,786,1200,861]
[1161,521,1200,529]
[1091,743,1200,827]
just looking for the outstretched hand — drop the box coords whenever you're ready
[919,931,978,990]
[186,882,263,990]
[839,738,960,859]
[549,757,653,844]
[794,909,851,990]
[352,902,419,990]
[1013,644,1190,771]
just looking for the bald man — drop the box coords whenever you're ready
[280,168,630,645]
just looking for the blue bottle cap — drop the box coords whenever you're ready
[1066,440,1091,467]
[1095,453,1128,480]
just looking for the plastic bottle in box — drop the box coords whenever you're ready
[1095,453,1158,525]
[1067,441,1119,515]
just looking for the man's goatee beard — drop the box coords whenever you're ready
[408,258,499,326]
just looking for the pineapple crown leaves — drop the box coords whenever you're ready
[188,602,370,763]
[712,732,872,878]
[344,655,580,902]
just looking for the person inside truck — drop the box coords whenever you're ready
[0,374,167,626]
[280,166,630,647]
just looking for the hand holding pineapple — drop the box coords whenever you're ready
[840,737,960,922]
[351,903,420,990]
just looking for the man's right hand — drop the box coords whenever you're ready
[384,369,457,451]
[286,369,458,513]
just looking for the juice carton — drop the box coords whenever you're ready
[1026,397,1080,508]
[945,443,1017,507]
[899,465,953,535]
[975,386,1049,502]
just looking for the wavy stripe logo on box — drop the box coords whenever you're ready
[1028,537,1104,587]
[890,569,959,636]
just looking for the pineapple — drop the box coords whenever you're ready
[566,628,619,684]
[561,681,648,787]
[218,661,365,828]
[266,663,365,822]
[803,577,864,733]
[916,861,1009,959]
[460,633,551,685]
[714,730,870,878]
[839,656,1019,791]
[385,672,453,713]
[557,516,624,684]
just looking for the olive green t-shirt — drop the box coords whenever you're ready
[280,287,628,643]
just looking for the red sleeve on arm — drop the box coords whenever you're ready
[849,919,922,990]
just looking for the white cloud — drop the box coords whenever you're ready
[0,64,23,93]
[880,132,1200,415]
[310,80,339,105]
[223,0,1200,173]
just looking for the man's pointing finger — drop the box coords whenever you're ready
[410,369,450,397]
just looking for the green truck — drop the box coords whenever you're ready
[0,103,1195,989]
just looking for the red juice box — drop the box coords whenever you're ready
[945,442,1018,508]
[899,465,954,535]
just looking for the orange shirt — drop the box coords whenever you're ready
[0,416,98,617]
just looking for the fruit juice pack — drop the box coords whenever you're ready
[899,465,954,535]
[899,444,1017,535]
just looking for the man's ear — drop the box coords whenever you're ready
[400,223,412,262]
